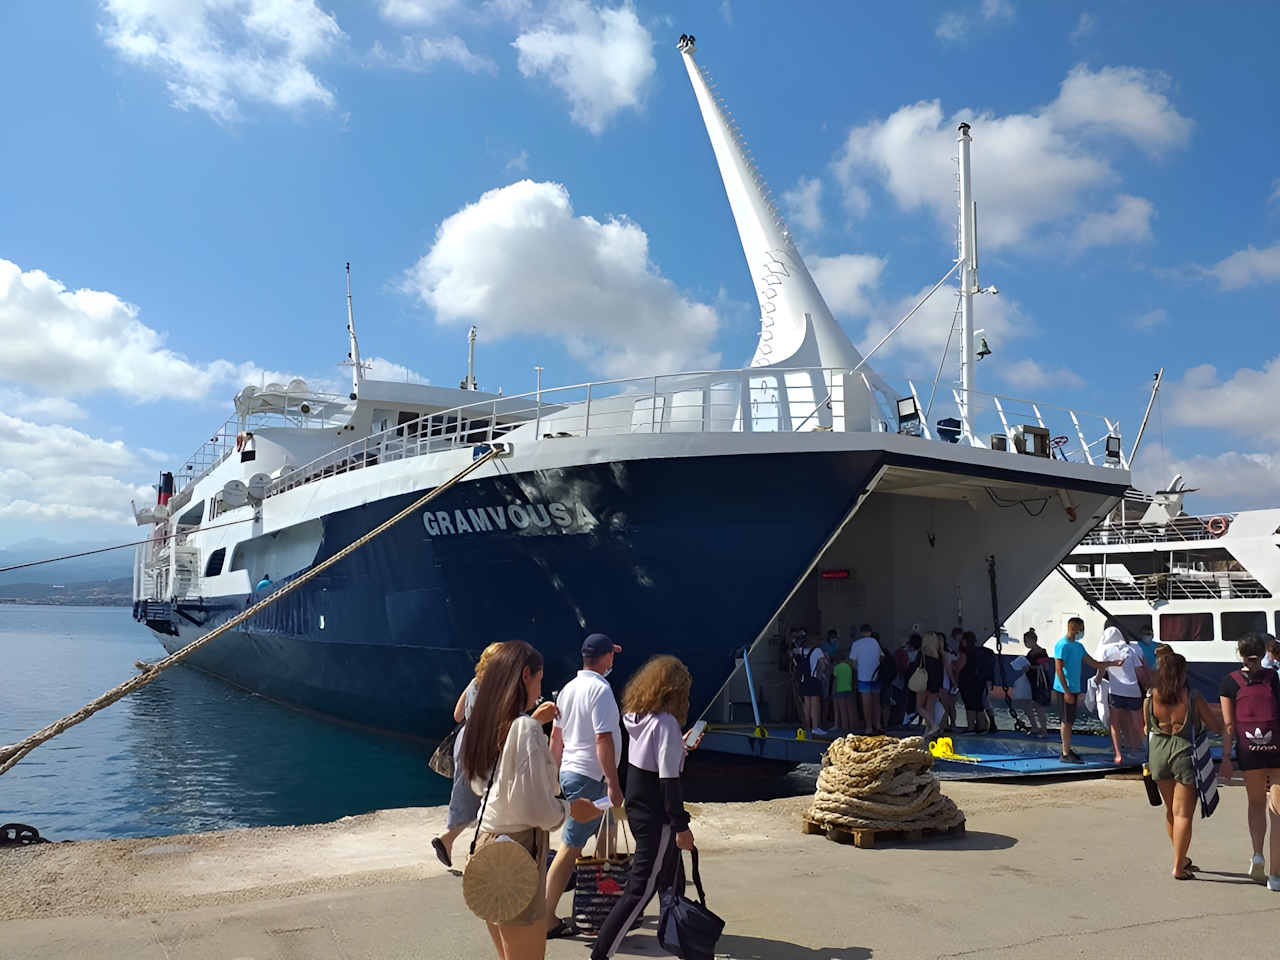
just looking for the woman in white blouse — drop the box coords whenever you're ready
[460,641,597,960]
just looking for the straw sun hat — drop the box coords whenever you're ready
[462,837,538,923]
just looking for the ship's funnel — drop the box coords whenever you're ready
[678,35,868,374]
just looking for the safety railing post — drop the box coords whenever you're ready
[584,383,592,436]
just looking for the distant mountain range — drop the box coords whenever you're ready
[0,577,133,605]
[0,537,136,587]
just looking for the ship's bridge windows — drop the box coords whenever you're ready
[204,547,226,577]
[1222,611,1268,644]
[1159,612,1215,641]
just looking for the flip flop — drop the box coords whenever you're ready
[1180,857,1197,872]
[546,918,578,940]
[431,837,452,868]
[1173,869,1195,881]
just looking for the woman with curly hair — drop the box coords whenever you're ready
[590,655,695,960]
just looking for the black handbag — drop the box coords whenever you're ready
[428,723,462,779]
[658,847,724,960]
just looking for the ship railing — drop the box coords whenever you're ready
[1074,571,1270,602]
[267,367,1125,498]
[1081,513,1241,546]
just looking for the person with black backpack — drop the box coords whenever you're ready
[1218,631,1280,891]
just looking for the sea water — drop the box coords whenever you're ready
[0,605,450,840]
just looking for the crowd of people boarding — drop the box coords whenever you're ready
[426,621,1280,960]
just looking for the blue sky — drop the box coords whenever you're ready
[2,0,1279,548]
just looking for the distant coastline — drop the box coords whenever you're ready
[0,577,132,607]
[0,596,131,607]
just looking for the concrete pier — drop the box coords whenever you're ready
[2,778,1276,959]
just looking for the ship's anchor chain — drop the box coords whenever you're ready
[0,448,503,778]
[989,556,1029,734]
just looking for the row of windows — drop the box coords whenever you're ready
[1108,610,1276,642]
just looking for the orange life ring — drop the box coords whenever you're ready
[1206,516,1229,536]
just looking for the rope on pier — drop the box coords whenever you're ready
[0,448,502,778]
[806,735,965,833]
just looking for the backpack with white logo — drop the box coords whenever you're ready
[1231,668,1280,762]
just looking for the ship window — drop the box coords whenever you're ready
[1112,614,1152,637]
[1075,564,1091,573]
[396,411,420,438]
[1159,613,1215,641]
[204,548,226,577]
[1222,611,1267,644]
[176,500,204,527]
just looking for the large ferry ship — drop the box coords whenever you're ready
[1006,476,1280,691]
[132,37,1131,737]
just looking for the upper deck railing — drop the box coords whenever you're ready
[266,366,1125,498]
[1080,513,1241,547]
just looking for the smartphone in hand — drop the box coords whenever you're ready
[684,720,707,750]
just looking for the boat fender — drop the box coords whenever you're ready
[1206,516,1229,537]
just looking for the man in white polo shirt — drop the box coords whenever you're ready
[545,632,623,939]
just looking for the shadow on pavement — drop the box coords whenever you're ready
[614,932,871,959]
[925,829,1017,852]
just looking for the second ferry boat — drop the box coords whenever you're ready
[132,37,1132,736]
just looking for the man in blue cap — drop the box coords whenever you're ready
[545,632,623,939]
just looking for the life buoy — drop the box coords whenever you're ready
[235,432,245,452]
[1207,516,1229,537]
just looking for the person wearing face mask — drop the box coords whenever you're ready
[544,633,624,939]
[1054,618,1123,764]
[1135,625,1160,684]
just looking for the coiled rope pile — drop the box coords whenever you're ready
[806,735,965,833]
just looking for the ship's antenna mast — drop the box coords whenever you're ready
[957,123,978,441]
[461,325,478,391]
[346,262,365,398]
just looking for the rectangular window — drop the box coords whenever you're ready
[204,547,226,578]
[1113,614,1152,636]
[1159,613,1215,641]
[1222,611,1267,644]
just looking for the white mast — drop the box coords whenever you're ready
[957,124,978,440]
[461,325,478,391]
[346,262,364,398]
[677,35,867,373]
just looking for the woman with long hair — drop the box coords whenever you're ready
[460,641,597,960]
[1145,646,1221,880]
[1218,632,1280,889]
[917,632,945,736]
[590,655,695,960]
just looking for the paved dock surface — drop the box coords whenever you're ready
[3,778,1276,959]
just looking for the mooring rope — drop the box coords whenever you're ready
[0,448,501,777]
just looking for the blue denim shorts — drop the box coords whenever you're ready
[858,680,881,693]
[560,771,608,848]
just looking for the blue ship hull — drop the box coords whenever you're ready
[144,450,885,737]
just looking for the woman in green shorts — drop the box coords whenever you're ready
[1145,647,1221,880]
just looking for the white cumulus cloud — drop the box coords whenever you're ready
[999,357,1085,392]
[402,179,720,378]
[513,1,655,135]
[0,413,152,525]
[1203,243,1280,290]
[809,253,885,318]
[782,177,824,234]
[102,0,345,124]
[380,0,458,25]
[833,64,1191,251]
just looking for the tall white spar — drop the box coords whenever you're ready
[678,36,867,374]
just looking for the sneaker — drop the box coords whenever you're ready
[1249,854,1266,882]
[812,728,828,736]
[1068,749,1084,762]
[1268,875,1280,892]
[1059,753,1084,764]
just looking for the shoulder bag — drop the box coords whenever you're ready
[461,736,539,923]
[428,722,462,779]
[658,846,724,960]
[907,657,928,694]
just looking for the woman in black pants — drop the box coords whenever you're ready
[591,655,695,959]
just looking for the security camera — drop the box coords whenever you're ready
[986,285,999,295]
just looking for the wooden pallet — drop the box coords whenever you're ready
[802,817,966,849]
